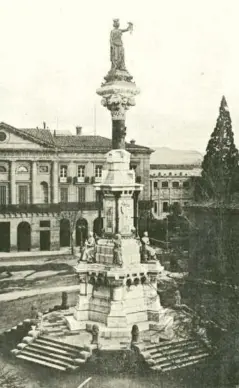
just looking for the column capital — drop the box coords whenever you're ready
[97,81,140,117]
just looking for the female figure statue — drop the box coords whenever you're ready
[141,231,156,261]
[79,231,96,262]
[110,19,133,71]
[113,233,123,266]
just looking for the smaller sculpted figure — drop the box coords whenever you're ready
[131,324,139,344]
[141,231,156,261]
[91,324,99,345]
[79,232,96,263]
[113,233,123,266]
[175,290,181,307]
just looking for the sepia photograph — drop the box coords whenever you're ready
[0,0,238,387]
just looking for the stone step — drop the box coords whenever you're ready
[16,354,67,371]
[37,337,83,352]
[161,358,207,372]
[152,353,209,372]
[145,339,198,352]
[152,348,208,364]
[156,352,209,370]
[150,342,202,357]
[19,349,76,369]
[35,339,81,356]
[28,342,80,357]
[19,346,76,364]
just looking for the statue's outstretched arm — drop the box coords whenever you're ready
[120,27,130,33]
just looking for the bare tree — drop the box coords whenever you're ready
[59,210,82,255]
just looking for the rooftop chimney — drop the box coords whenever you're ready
[76,126,82,136]
[130,139,136,145]
[43,121,46,129]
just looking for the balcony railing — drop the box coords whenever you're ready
[58,202,101,211]
[0,202,101,214]
[0,200,150,213]
[59,177,67,183]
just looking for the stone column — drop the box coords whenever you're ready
[52,161,58,203]
[31,161,37,204]
[10,161,16,205]
[111,106,126,150]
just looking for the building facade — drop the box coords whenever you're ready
[150,164,201,219]
[0,122,152,253]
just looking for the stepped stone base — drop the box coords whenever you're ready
[137,338,211,373]
[12,335,91,372]
[72,281,170,340]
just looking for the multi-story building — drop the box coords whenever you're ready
[0,122,152,253]
[150,164,201,219]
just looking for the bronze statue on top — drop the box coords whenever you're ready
[105,19,133,83]
[110,19,133,71]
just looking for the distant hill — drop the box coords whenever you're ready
[150,147,203,165]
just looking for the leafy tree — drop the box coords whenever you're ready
[195,96,239,202]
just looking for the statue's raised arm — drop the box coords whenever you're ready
[120,22,133,34]
[110,19,133,71]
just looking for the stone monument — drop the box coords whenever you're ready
[73,20,172,341]
[97,19,140,150]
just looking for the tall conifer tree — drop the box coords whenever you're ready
[200,96,239,201]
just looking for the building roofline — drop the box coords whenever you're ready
[0,122,153,154]
[0,122,55,148]
[150,163,202,169]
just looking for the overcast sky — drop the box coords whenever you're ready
[0,0,238,152]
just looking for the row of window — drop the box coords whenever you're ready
[0,164,104,178]
[0,165,50,173]
[0,165,30,173]
[0,163,139,177]
[0,185,31,205]
[60,165,102,178]
[0,184,89,205]
[157,172,189,177]
[153,181,190,189]
[59,187,86,203]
